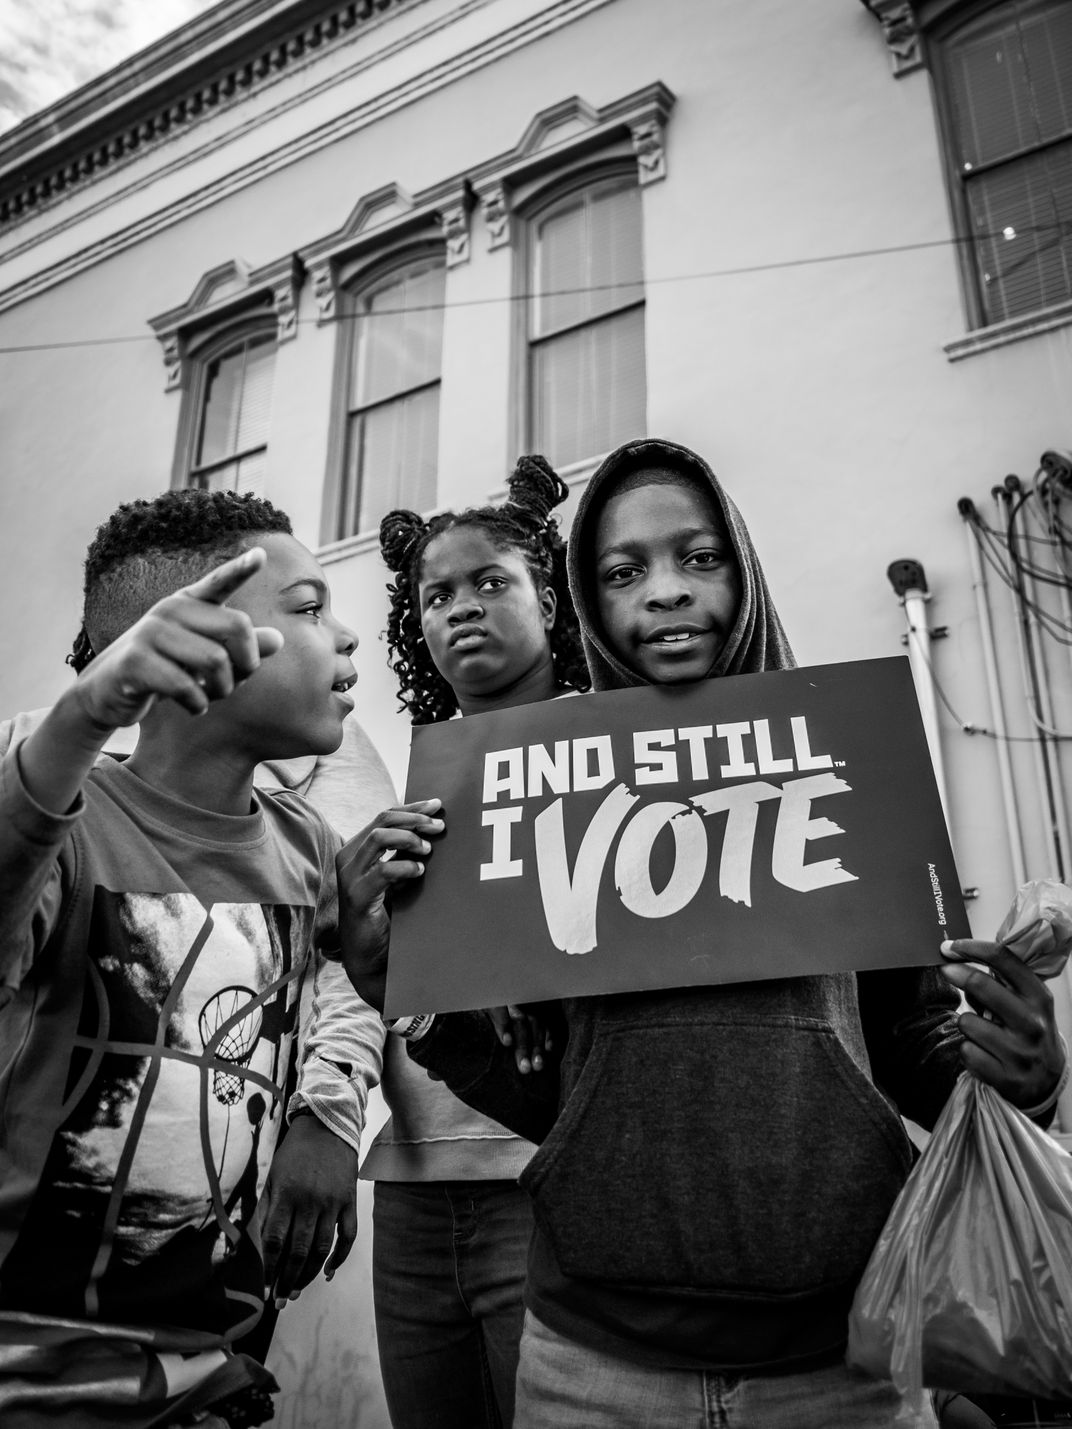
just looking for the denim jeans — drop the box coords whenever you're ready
[513,1310,940,1429]
[372,1180,532,1429]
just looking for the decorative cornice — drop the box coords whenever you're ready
[0,0,619,317]
[630,117,667,184]
[299,178,470,321]
[0,0,414,231]
[147,252,304,389]
[312,259,339,324]
[480,183,510,251]
[439,194,473,268]
[471,82,674,249]
[300,81,672,293]
[860,0,923,77]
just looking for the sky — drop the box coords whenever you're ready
[0,0,219,135]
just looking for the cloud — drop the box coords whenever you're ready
[0,0,219,136]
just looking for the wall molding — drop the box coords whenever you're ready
[944,297,1072,362]
[0,0,419,232]
[148,253,303,389]
[471,82,673,250]
[859,0,924,77]
[300,179,470,322]
[0,0,616,319]
[303,80,671,308]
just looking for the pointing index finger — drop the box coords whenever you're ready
[183,545,266,605]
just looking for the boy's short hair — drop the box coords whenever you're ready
[71,488,292,672]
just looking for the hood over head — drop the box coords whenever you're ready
[566,437,795,690]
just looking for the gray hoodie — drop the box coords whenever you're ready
[412,438,962,1372]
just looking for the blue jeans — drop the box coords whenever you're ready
[372,1180,532,1429]
[514,1311,940,1429]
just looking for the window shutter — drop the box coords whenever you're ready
[949,2,1072,168]
[535,198,587,336]
[529,176,646,466]
[588,183,645,321]
[194,333,276,488]
[338,256,445,536]
[533,306,646,467]
[354,262,445,408]
[1020,4,1072,144]
[198,348,245,469]
[534,183,644,338]
[347,386,439,534]
[967,140,1072,322]
[234,339,275,454]
[942,0,1072,325]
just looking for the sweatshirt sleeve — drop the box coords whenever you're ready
[407,1006,565,1145]
[0,745,79,1004]
[288,950,385,1155]
[857,964,964,1131]
[285,794,385,1154]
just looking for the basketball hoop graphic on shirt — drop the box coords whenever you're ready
[198,985,263,1106]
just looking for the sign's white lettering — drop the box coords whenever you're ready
[484,716,833,805]
[506,772,857,955]
[386,659,966,1016]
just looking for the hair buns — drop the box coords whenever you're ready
[507,454,568,525]
[379,508,428,573]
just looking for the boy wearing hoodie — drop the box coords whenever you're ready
[340,438,1066,1428]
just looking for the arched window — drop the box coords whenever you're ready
[334,253,445,537]
[524,173,646,467]
[926,0,1072,327]
[186,326,276,494]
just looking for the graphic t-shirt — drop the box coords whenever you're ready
[0,754,339,1344]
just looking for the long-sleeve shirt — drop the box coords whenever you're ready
[0,746,341,1341]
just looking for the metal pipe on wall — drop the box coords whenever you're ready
[994,485,1065,880]
[1002,478,1071,881]
[958,500,1026,888]
[886,559,951,832]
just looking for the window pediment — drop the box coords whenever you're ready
[148,254,303,391]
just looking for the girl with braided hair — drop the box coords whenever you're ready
[380,453,589,724]
[359,455,589,1429]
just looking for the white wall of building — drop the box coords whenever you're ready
[3,0,1072,1421]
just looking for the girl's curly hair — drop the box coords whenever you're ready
[380,454,590,723]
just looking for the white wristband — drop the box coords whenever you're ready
[385,1012,436,1042]
[1018,1034,1070,1119]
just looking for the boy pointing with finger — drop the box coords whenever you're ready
[0,490,418,1428]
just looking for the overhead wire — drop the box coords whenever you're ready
[0,219,1067,355]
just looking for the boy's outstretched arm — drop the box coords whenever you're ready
[0,548,282,989]
[21,546,282,814]
[941,938,1067,1117]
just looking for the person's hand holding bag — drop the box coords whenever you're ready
[847,880,1072,1411]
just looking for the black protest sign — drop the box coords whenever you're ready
[383,657,968,1017]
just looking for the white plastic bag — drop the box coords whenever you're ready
[846,880,1072,1406]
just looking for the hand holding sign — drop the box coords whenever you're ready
[337,800,445,1012]
[486,1004,553,1074]
[385,659,968,1017]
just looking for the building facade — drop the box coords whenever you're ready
[2,0,1071,1421]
